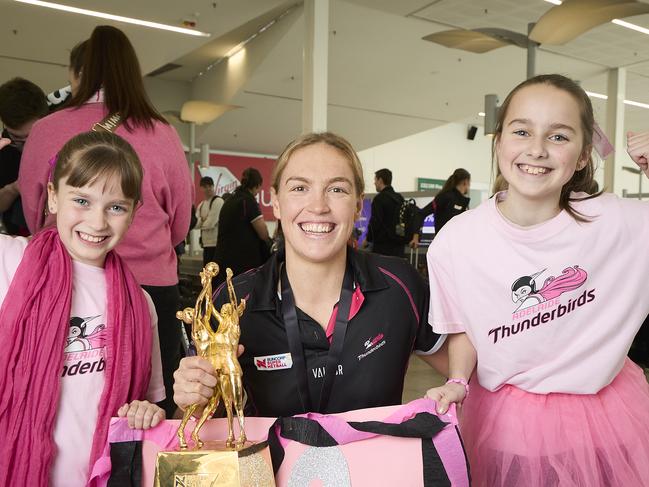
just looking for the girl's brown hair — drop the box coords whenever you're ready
[67,25,167,131]
[493,74,601,221]
[53,131,143,204]
[272,132,365,196]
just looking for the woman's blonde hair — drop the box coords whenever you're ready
[272,132,365,196]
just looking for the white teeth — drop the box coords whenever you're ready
[300,223,333,234]
[78,232,107,243]
[519,164,548,175]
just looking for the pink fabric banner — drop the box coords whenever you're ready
[93,399,469,486]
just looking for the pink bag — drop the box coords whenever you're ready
[93,399,469,486]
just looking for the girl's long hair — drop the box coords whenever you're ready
[67,25,167,131]
[439,168,470,196]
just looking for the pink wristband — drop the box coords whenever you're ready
[446,378,469,398]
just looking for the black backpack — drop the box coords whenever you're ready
[388,193,419,244]
[208,195,222,209]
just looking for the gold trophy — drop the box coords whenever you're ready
[154,263,275,487]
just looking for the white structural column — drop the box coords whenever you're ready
[200,143,210,168]
[605,68,626,193]
[302,0,329,133]
[188,122,196,171]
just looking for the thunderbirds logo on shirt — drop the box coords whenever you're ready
[488,265,596,344]
[64,315,106,352]
[357,333,386,361]
[62,315,107,377]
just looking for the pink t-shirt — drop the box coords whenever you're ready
[427,192,649,394]
[0,235,165,487]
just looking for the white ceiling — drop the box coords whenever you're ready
[2,0,649,154]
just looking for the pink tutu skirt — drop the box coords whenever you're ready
[461,359,649,487]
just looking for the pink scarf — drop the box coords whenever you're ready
[0,227,152,486]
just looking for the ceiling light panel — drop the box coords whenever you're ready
[13,0,211,37]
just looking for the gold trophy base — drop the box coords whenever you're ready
[154,441,275,487]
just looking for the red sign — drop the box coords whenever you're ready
[195,153,276,220]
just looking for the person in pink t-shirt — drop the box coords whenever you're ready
[425,74,649,486]
[0,131,165,487]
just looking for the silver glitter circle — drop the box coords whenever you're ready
[287,446,352,487]
[239,452,276,487]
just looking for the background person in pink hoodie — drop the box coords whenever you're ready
[18,25,192,418]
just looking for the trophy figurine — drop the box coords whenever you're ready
[154,263,275,487]
[176,263,247,450]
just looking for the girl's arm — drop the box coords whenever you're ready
[425,332,476,414]
[417,337,449,377]
[627,131,649,178]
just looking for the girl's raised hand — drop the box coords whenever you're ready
[0,137,10,150]
[118,400,165,429]
[627,131,649,177]
[425,382,467,414]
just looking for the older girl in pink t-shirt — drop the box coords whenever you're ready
[0,131,165,487]
[426,74,649,486]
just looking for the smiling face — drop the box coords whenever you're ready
[48,173,135,268]
[496,83,588,208]
[272,142,362,266]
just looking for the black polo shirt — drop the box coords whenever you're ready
[434,188,470,233]
[212,248,444,417]
[214,186,266,277]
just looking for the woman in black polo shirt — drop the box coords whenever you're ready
[409,169,470,248]
[213,167,271,280]
[173,132,448,417]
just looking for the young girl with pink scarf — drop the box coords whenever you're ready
[0,131,165,486]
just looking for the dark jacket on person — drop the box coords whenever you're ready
[415,188,470,236]
[214,186,269,278]
[0,130,28,236]
[367,186,404,257]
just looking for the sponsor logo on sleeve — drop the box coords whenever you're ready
[254,353,293,371]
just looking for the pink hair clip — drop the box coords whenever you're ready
[47,154,58,183]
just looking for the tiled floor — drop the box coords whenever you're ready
[402,356,446,403]
[402,356,649,403]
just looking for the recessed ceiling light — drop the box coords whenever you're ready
[611,18,649,36]
[478,112,486,117]
[585,91,608,100]
[14,0,211,37]
[586,90,649,109]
